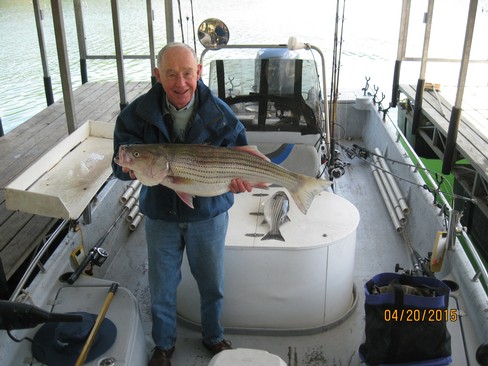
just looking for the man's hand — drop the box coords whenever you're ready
[228,145,270,193]
[122,167,137,180]
[229,178,253,193]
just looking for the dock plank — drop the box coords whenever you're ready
[399,84,488,182]
[0,81,150,282]
[0,215,58,279]
[0,83,110,187]
[421,89,488,162]
[0,210,32,251]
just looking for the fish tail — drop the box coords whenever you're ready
[289,176,332,214]
[261,229,285,242]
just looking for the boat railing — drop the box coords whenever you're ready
[9,220,69,301]
[384,110,488,289]
[391,0,487,179]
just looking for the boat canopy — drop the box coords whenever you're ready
[207,57,322,135]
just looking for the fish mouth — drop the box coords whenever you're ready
[114,145,132,166]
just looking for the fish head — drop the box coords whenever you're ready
[114,144,170,186]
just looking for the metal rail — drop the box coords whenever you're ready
[10,220,70,301]
[390,0,487,287]
[385,111,488,288]
[35,0,162,133]
[111,0,128,109]
[51,0,77,134]
[391,0,486,108]
[33,0,54,106]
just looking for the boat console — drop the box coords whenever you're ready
[177,28,360,332]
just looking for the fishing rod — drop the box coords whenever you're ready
[176,0,185,43]
[334,0,346,107]
[338,142,476,206]
[395,231,435,278]
[329,0,340,136]
[328,0,346,179]
[190,0,197,52]
[66,204,129,285]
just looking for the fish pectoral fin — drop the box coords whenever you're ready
[252,182,271,190]
[176,191,195,209]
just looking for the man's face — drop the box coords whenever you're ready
[155,47,202,109]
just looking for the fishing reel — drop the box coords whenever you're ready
[329,158,346,179]
[66,246,108,285]
[395,252,434,278]
[328,150,349,179]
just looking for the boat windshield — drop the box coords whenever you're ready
[207,58,322,134]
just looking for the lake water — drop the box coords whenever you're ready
[0,0,486,134]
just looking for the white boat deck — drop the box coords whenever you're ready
[100,135,477,365]
[0,94,484,366]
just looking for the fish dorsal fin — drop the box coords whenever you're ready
[230,145,271,162]
[252,182,271,189]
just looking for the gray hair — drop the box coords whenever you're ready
[156,43,198,67]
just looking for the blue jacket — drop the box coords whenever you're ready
[112,80,248,222]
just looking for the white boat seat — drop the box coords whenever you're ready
[257,142,320,177]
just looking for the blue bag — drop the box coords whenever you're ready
[359,272,452,365]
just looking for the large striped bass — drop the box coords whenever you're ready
[114,144,331,214]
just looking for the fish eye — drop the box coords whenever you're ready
[133,152,140,158]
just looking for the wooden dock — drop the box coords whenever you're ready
[399,84,488,215]
[0,81,150,291]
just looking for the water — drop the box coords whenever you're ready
[0,0,486,134]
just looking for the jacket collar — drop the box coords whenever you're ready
[135,80,224,143]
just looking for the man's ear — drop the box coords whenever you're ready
[154,67,161,83]
[196,64,203,80]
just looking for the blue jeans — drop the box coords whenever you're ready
[145,212,228,350]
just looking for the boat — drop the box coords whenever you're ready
[1,1,487,365]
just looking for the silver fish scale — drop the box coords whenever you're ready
[262,191,289,241]
[266,192,289,225]
[166,146,301,187]
[120,143,329,214]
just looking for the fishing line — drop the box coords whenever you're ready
[336,142,474,206]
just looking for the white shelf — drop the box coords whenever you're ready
[6,120,114,219]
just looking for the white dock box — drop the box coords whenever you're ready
[5,120,114,220]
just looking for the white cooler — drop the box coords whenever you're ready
[209,348,286,366]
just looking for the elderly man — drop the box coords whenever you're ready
[112,43,253,366]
